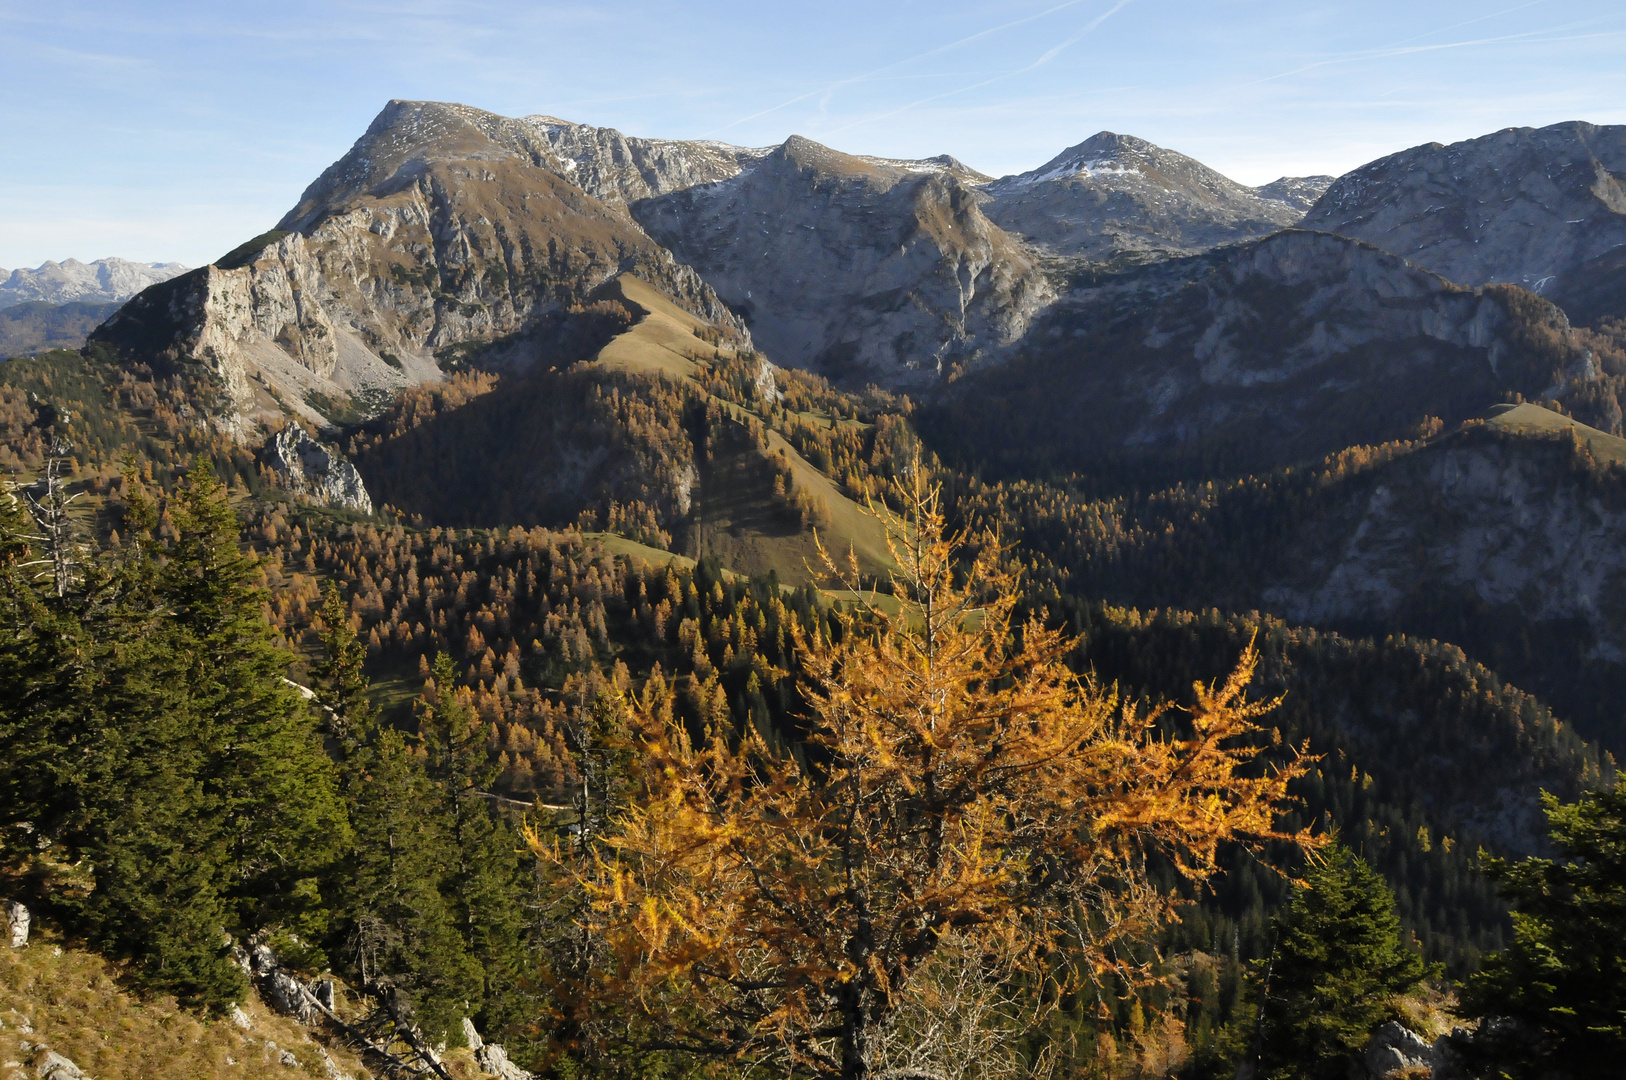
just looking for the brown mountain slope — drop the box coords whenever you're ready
[351,272,895,584]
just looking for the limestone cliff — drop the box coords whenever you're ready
[93,100,745,437]
[634,134,1052,388]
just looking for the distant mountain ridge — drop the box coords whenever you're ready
[1302,120,1626,323]
[980,131,1333,259]
[0,257,187,310]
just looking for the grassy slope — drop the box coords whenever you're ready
[0,938,369,1080]
[1485,400,1626,464]
[588,274,895,584]
[0,931,523,1080]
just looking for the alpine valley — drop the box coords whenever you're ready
[6,100,1626,1078]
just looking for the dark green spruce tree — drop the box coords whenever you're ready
[0,481,96,865]
[316,588,481,1046]
[1457,778,1626,1079]
[4,462,348,1010]
[156,464,349,950]
[418,651,533,1046]
[1256,843,1428,1080]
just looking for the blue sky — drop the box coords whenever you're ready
[2,0,1624,269]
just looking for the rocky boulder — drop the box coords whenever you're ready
[260,427,373,514]
[461,1017,534,1080]
[7,901,28,947]
[1363,1021,1433,1077]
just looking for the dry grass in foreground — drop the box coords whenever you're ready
[0,930,486,1080]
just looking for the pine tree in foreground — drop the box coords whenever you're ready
[1,462,348,1011]
[1255,843,1427,1080]
[1456,778,1626,1080]
[532,474,1317,1080]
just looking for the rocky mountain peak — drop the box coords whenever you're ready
[1300,120,1626,320]
[1255,175,1337,211]
[632,131,1048,387]
[279,99,571,232]
[980,131,1310,260]
[774,135,906,186]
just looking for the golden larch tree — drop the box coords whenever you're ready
[531,476,1315,1080]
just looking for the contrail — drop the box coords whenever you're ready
[709,0,1106,135]
[1243,9,1623,89]
[820,0,1136,139]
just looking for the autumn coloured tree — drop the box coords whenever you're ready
[534,476,1316,1080]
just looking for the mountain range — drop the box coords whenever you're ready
[0,257,188,309]
[8,102,1626,993]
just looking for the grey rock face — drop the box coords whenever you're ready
[634,134,1051,388]
[1302,121,1626,317]
[981,132,1318,259]
[1363,1021,1432,1078]
[525,115,771,204]
[1263,434,1626,663]
[33,1049,89,1080]
[0,258,187,311]
[261,427,373,514]
[7,901,28,947]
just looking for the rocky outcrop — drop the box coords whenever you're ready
[634,134,1052,388]
[932,229,1577,482]
[1362,1022,1434,1078]
[461,1018,534,1080]
[31,1049,90,1080]
[1302,121,1626,318]
[981,132,1327,259]
[7,901,28,947]
[260,427,373,514]
[0,258,187,310]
